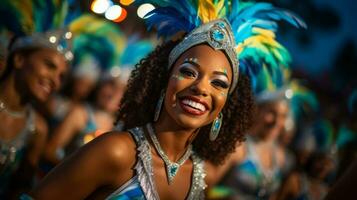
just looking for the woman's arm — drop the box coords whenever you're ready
[44,105,86,164]
[32,131,137,200]
[275,172,300,200]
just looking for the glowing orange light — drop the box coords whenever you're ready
[113,8,127,23]
[120,0,135,6]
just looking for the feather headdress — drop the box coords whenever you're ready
[135,0,306,93]
[289,80,319,121]
[69,14,153,82]
[0,0,74,60]
[69,14,125,80]
[110,35,154,82]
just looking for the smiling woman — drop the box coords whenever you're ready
[162,45,232,130]
[28,0,305,199]
[0,0,72,198]
[2,48,68,102]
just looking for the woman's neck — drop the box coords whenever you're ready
[0,75,27,111]
[250,126,279,145]
[152,116,197,161]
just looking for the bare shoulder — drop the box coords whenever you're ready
[86,131,138,169]
[32,131,138,199]
[72,130,139,185]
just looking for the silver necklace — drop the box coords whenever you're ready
[0,100,27,118]
[146,123,192,184]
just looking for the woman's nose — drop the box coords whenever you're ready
[190,78,209,97]
[52,73,62,91]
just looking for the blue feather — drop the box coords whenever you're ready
[137,0,306,94]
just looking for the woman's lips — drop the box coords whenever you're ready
[39,80,52,95]
[179,97,208,116]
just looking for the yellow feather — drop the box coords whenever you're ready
[198,0,224,23]
[14,0,34,34]
[69,15,95,34]
[236,43,244,54]
[252,27,276,38]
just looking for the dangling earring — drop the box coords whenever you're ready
[154,91,165,122]
[210,113,223,141]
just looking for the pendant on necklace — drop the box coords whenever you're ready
[146,123,192,185]
[166,162,180,184]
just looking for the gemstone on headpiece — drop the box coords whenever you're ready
[57,45,63,51]
[212,29,225,42]
[10,29,73,61]
[218,22,226,28]
[65,32,72,39]
[49,36,57,43]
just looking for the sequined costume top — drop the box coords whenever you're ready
[220,137,282,200]
[106,126,207,200]
[0,109,35,195]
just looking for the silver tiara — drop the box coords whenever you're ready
[256,87,293,103]
[168,19,239,94]
[9,29,73,61]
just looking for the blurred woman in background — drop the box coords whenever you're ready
[0,0,73,198]
[219,90,291,200]
[44,77,124,165]
[43,15,153,166]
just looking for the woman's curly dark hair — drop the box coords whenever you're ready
[116,40,255,165]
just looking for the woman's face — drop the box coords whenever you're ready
[72,76,97,100]
[96,80,124,113]
[256,100,289,139]
[16,48,68,102]
[162,44,232,129]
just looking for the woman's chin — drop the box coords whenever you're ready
[30,92,48,103]
[173,116,209,130]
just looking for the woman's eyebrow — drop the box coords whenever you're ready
[183,57,200,68]
[213,70,229,79]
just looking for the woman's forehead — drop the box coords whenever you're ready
[174,45,232,75]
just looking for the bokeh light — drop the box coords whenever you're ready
[113,8,127,23]
[120,0,135,6]
[137,3,155,19]
[105,5,122,20]
[285,89,294,99]
[91,0,112,14]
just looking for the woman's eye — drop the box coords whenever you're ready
[212,80,229,89]
[179,68,196,78]
[44,59,56,69]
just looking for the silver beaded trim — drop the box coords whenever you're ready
[169,19,239,94]
[0,108,35,166]
[147,123,192,184]
[0,100,28,118]
[128,126,206,199]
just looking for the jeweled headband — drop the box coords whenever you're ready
[137,0,306,96]
[0,0,74,61]
[9,30,73,61]
[169,19,239,94]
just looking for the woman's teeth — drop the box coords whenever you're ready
[181,99,206,112]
